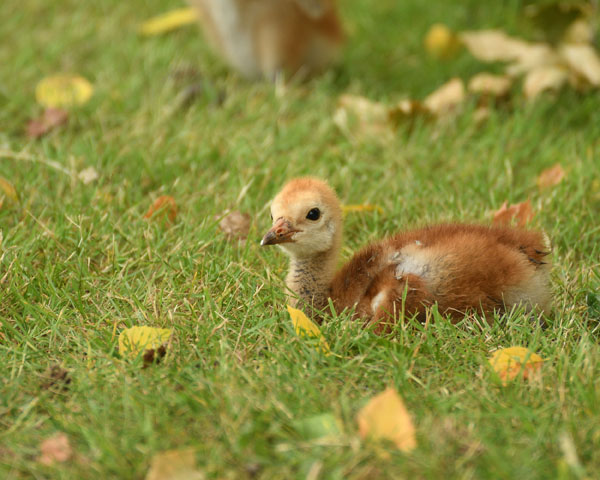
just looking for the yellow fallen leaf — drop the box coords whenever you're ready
[423,77,465,116]
[356,387,416,452]
[537,163,566,188]
[523,65,569,99]
[145,448,204,480]
[488,346,544,384]
[139,8,198,36]
[424,24,461,59]
[333,94,394,142]
[559,44,600,87]
[468,73,513,97]
[492,200,534,227]
[342,204,383,214]
[0,177,18,204]
[287,305,331,355]
[35,74,93,108]
[119,326,172,362]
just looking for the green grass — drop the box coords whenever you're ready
[1,0,600,478]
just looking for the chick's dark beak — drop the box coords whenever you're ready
[261,218,299,246]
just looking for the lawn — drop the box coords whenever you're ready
[1,0,599,478]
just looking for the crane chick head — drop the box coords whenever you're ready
[261,178,343,258]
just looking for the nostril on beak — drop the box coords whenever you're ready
[275,227,285,236]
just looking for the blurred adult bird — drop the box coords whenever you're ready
[189,0,344,79]
[261,178,551,331]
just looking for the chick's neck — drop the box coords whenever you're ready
[286,247,338,312]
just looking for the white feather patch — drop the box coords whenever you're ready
[371,290,387,312]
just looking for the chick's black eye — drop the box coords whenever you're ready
[306,208,320,221]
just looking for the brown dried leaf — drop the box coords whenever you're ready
[333,94,394,141]
[492,200,534,227]
[26,108,69,139]
[38,432,72,465]
[40,364,71,391]
[563,18,594,45]
[537,164,566,188]
[523,65,568,99]
[218,211,251,240]
[461,30,525,62]
[468,73,513,97]
[145,448,204,480]
[505,44,560,77]
[559,44,600,86]
[460,30,558,76]
[356,387,416,452]
[423,78,465,116]
[144,195,177,223]
[389,99,430,125]
[473,106,491,124]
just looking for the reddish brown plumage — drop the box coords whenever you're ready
[330,224,551,330]
[262,179,552,331]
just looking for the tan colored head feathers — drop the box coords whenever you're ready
[261,178,343,258]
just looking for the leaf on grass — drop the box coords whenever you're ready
[287,305,331,355]
[342,204,383,214]
[423,77,465,116]
[473,106,491,124]
[537,163,566,188]
[38,432,72,466]
[468,73,513,98]
[40,364,71,391]
[559,44,600,87]
[563,18,594,45]
[78,166,99,185]
[144,195,178,223]
[333,94,394,141]
[492,200,534,227]
[356,387,416,452]
[460,30,558,77]
[390,99,430,121]
[294,413,342,440]
[218,210,251,240]
[488,346,544,384]
[119,326,172,364]
[523,65,568,99]
[145,448,204,480]
[0,177,18,204]
[424,23,461,59]
[26,108,69,139]
[35,74,93,108]
[139,8,198,36]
